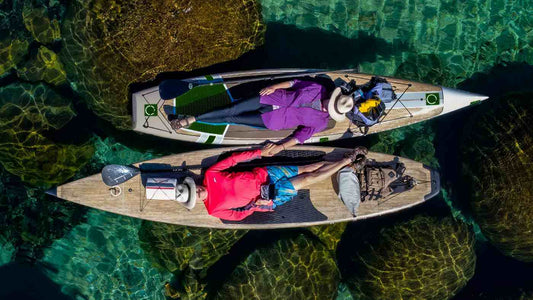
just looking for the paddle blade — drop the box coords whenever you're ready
[101,165,140,186]
[159,79,193,100]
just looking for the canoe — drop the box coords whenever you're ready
[46,146,440,229]
[132,69,488,145]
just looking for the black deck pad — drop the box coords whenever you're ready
[221,189,327,225]
[219,149,327,173]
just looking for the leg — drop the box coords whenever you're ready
[196,95,263,121]
[290,157,351,190]
[200,112,267,128]
[296,161,328,174]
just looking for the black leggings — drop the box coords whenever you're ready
[195,96,272,128]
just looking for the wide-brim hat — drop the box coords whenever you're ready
[174,177,197,210]
[328,87,354,122]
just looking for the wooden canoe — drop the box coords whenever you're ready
[132,69,488,145]
[47,146,440,229]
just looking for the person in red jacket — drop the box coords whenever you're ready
[191,144,367,221]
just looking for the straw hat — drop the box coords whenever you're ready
[174,177,197,210]
[328,87,354,122]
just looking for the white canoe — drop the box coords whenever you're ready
[47,146,440,229]
[132,69,488,145]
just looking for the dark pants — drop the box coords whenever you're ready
[196,96,272,128]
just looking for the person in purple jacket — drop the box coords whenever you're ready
[170,79,354,156]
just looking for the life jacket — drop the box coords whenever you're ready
[357,159,416,202]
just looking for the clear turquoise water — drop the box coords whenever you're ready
[41,210,170,299]
[0,0,532,299]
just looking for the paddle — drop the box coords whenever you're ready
[101,164,191,187]
[158,68,357,100]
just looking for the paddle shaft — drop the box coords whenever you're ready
[189,68,357,89]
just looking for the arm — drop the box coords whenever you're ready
[262,137,299,157]
[259,80,295,96]
[210,200,274,221]
[262,124,320,157]
[208,149,262,172]
[292,126,319,144]
[209,207,256,221]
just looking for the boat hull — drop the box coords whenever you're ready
[132,69,488,145]
[51,146,440,229]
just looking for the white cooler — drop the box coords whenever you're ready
[145,178,177,200]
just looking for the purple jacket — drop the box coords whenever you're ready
[260,80,330,143]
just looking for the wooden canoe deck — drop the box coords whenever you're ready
[133,70,444,144]
[55,146,436,229]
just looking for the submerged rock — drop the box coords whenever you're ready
[60,0,265,129]
[0,83,93,186]
[462,94,533,262]
[308,222,347,251]
[0,38,29,77]
[22,3,60,44]
[341,215,476,300]
[138,221,247,299]
[215,233,340,300]
[17,46,67,85]
[139,222,247,273]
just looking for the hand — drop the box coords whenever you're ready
[255,199,271,206]
[261,143,277,157]
[259,86,277,96]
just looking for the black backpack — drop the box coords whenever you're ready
[347,77,396,135]
[358,159,416,201]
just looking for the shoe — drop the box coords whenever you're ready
[351,156,367,172]
[170,117,192,130]
[344,146,368,162]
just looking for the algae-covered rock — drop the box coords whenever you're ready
[139,221,247,299]
[462,94,533,262]
[0,38,29,77]
[0,83,93,186]
[60,0,265,129]
[215,233,340,300]
[17,46,67,85]
[139,222,246,273]
[341,215,476,300]
[308,222,347,251]
[22,3,60,44]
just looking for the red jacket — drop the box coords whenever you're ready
[203,149,274,221]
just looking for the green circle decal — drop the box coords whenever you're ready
[425,93,440,105]
[144,104,158,116]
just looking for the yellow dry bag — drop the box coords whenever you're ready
[358,99,382,114]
